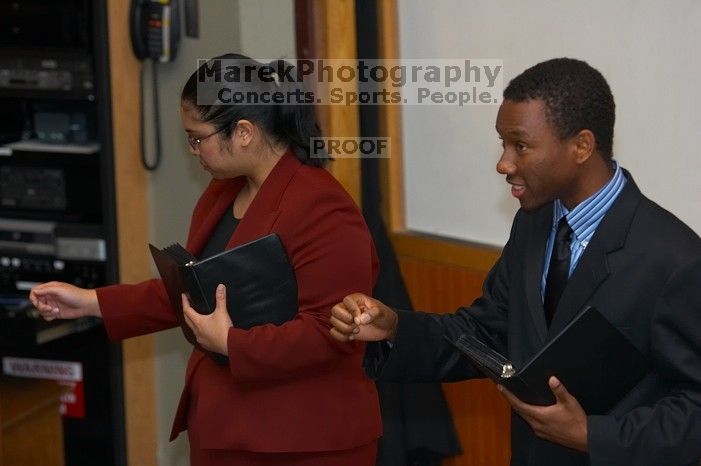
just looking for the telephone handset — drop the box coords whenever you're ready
[131,0,182,171]
[130,0,181,63]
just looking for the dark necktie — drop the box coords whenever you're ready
[544,217,573,325]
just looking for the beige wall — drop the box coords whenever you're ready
[397,0,701,246]
[239,0,297,59]
[141,1,295,464]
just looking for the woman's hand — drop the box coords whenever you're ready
[29,281,101,321]
[182,284,233,356]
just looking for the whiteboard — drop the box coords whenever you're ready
[398,0,701,247]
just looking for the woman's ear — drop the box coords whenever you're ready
[234,119,254,147]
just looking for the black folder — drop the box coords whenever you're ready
[149,233,298,353]
[446,306,648,414]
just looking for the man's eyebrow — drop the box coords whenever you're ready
[496,127,531,138]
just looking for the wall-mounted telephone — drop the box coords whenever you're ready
[130,0,181,63]
[130,0,184,171]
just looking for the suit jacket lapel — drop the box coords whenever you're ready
[548,241,610,334]
[186,151,301,256]
[524,205,553,343]
[548,172,643,335]
[227,150,301,248]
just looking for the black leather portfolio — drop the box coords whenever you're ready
[447,306,648,414]
[149,233,298,350]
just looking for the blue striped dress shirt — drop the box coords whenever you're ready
[541,162,627,298]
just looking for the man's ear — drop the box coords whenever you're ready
[234,119,254,147]
[572,129,595,164]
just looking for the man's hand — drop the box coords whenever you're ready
[499,376,588,452]
[30,281,101,321]
[329,293,398,342]
[182,284,233,355]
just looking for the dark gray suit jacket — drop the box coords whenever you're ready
[367,174,701,466]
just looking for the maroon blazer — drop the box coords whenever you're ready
[96,152,382,453]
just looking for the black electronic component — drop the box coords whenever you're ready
[0,1,126,464]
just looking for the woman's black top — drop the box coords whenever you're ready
[198,206,240,259]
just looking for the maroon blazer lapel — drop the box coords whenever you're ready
[227,150,301,248]
[184,150,302,256]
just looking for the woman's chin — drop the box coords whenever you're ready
[208,171,229,180]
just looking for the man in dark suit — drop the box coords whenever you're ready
[329,58,701,466]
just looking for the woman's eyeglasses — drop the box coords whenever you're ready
[187,128,225,150]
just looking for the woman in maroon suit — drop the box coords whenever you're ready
[29,54,381,465]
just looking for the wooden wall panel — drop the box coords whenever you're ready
[377,0,404,231]
[303,0,362,206]
[396,253,511,466]
[106,1,157,465]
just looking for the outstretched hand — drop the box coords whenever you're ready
[329,293,398,342]
[499,376,588,452]
[182,284,233,355]
[29,281,100,321]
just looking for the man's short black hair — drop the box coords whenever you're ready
[503,58,615,159]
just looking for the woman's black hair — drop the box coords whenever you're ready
[181,53,330,167]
